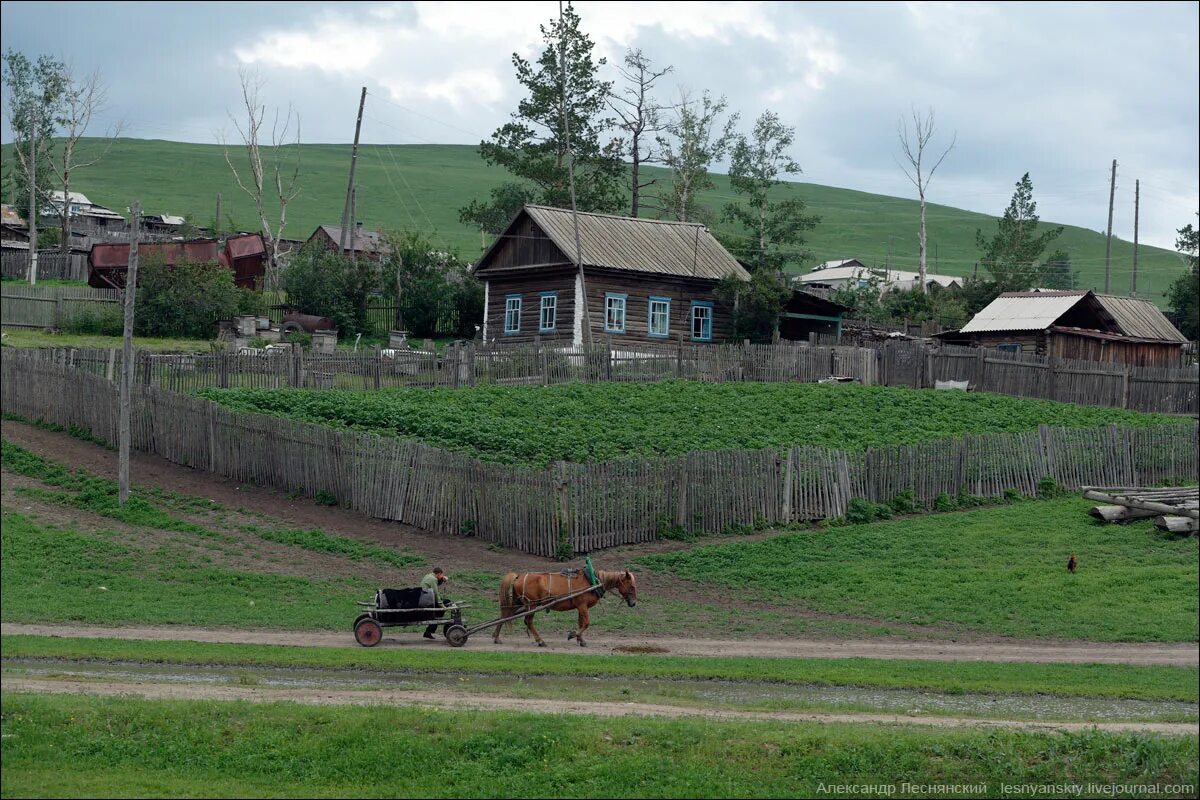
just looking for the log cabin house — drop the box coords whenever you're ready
[938,289,1187,367]
[472,206,750,346]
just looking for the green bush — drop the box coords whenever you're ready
[61,303,123,336]
[889,489,917,514]
[934,492,956,512]
[281,244,381,337]
[135,257,242,339]
[313,489,337,507]
[845,498,875,524]
[1037,476,1062,498]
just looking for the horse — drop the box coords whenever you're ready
[492,568,637,648]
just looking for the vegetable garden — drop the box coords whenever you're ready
[199,381,1178,468]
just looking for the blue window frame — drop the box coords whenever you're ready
[539,292,558,332]
[648,296,671,338]
[691,300,713,341]
[997,343,1020,353]
[605,292,627,333]
[504,294,522,334]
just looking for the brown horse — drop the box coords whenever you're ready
[492,568,637,647]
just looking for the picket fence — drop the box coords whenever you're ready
[3,350,1196,557]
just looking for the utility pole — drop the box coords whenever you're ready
[215,192,222,236]
[27,109,39,285]
[559,0,591,346]
[119,201,141,506]
[339,86,367,253]
[1131,179,1140,297]
[349,187,357,265]
[1104,158,1117,293]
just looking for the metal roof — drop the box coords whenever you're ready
[316,225,388,254]
[795,264,962,288]
[959,291,1090,333]
[1094,294,1187,342]
[813,258,867,271]
[520,205,750,281]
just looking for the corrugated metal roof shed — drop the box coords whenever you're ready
[1094,294,1187,342]
[524,205,750,281]
[959,291,1090,333]
[318,225,388,254]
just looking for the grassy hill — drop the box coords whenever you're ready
[9,137,1188,300]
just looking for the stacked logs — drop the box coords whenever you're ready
[1084,486,1200,535]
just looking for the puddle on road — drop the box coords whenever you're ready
[4,658,1196,723]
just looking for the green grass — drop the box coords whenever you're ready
[0,328,213,352]
[4,138,1188,302]
[4,636,1195,703]
[243,525,424,569]
[198,381,1179,468]
[2,694,1195,798]
[638,497,1200,643]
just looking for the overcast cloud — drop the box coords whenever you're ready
[2,0,1197,248]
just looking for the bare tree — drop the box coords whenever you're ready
[897,107,954,293]
[656,89,738,222]
[220,68,301,287]
[609,48,671,218]
[46,67,124,253]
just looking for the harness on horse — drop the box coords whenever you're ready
[513,559,605,612]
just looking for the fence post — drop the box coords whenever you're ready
[1120,366,1131,409]
[554,461,572,556]
[742,338,751,382]
[676,334,683,378]
[1046,356,1059,402]
[374,347,382,390]
[219,353,229,389]
[605,335,613,381]
[780,449,794,522]
[55,290,65,328]
[106,348,116,382]
[1038,424,1055,483]
[974,348,986,390]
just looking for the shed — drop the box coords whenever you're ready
[472,205,748,346]
[307,223,389,260]
[779,290,850,341]
[88,234,267,290]
[942,290,1186,367]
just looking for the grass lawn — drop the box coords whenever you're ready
[2,694,1195,798]
[638,497,1200,643]
[197,381,1179,468]
[0,328,213,352]
[5,636,1195,703]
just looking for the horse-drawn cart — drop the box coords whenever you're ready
[353,582,605,648]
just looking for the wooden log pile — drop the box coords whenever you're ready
[1083,486,1200,534]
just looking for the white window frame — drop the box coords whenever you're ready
[648,296,671,338]
[504,295,522,334]
[539,292,558,332]
[691,301,713,341]
[605,292,627,333]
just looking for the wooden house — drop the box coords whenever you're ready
[940,290,1187,367]
[472,206,749,346]
[306,223,389,261]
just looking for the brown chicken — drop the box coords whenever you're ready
[1067,553,1077,573]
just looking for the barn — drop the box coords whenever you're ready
[472,206,748,346]
[940,289,1187,367]
[88,234,267,290]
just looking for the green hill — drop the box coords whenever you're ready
[8,138,1188,301]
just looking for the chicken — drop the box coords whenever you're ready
[1067,553,1077,573]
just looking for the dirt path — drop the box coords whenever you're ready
[4,677,1195,735]
[5,623,1196,666]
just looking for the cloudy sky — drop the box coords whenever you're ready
[2,1,1197,248]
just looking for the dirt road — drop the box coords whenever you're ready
[4,677,1195,735]
[5,623,1197,666]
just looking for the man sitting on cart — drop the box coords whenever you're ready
[421,567,449,640]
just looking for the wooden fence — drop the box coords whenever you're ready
[3,351,1196,556]
[1,252,89,282]
[1,284,121,329]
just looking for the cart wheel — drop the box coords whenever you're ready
[445,624,468,648]
[355,618,383,647]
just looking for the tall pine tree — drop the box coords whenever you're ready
[460,3,624,239]
[975,173,1063,291]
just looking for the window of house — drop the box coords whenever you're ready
[997,343,1020,353]
[605,293,627,333]
[648,296,671,338]
[691,301,713,341]
[539,292,557,332]
[504,295,521,334]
